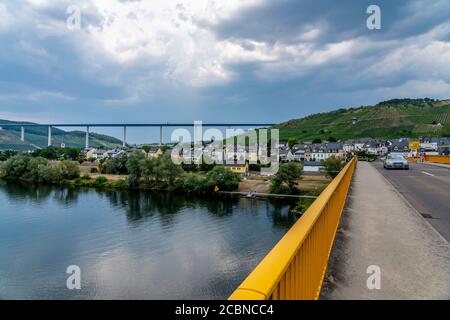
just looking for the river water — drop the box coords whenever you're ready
[0,181,295,299]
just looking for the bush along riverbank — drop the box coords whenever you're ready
[0,152,241,194]
[0,151,331,212]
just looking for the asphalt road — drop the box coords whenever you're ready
[372,160,450,242]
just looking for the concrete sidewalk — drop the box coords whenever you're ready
[322,161,450,299]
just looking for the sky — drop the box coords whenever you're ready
[0,0,449,143]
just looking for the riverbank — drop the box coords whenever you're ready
[1,153,330,215]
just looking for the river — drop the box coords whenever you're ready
[0,180,296,299]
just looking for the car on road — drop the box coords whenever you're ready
[383,154,409,169]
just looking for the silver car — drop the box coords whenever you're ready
[384,154,409,169]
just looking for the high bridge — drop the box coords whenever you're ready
[0,122,276,148]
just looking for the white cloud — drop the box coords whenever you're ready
[71,0,266,87]
[0,90,75,102]
[0,3,13,31]
[374,79,450,98]
[364,24,450,80]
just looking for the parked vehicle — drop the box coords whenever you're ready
[383,154,409,169]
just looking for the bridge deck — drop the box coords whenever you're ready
[322,161,450,299]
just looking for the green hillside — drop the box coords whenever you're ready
[276,98,450,141]
[0,120,122,150]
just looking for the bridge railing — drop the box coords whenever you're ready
[407,155,450,164]
[425,155,450,164]
[229,157,357,300]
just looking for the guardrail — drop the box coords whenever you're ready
[228,157,357,300]
[425,155,450,164]
[407,155,450,164]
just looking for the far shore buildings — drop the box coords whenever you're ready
[291,142,344,162]
[79,136,450,176]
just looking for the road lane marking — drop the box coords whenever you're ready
[421,171,435,177]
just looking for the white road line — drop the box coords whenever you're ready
[421,171,435,177]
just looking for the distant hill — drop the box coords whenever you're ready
[0,120,122,150]
[276,98,450,141]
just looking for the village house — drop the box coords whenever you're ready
[94,149,108,160]
[147,146,163,158]
[310,142,344,161]
[293,148,305,161]
[388,139,410,157]
[223,162,249,177]
[279,148,294,162]
[303,161,323,173]
[82,147,97,160]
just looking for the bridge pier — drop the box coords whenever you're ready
[20,126,24,142]
[85,126,90,148]
[160,126,163,146]
[123,126,127,147]
[47,126,52,147]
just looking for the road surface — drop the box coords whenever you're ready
[372,160,450,242]
[322,161,450,299]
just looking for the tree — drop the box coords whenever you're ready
[27,157,49,181]
[199,155,216,172]
[33,146,59,160]
[270,162,303,194]
[182,174,207,193]
[152,153,184,188]
[63,148,82,160]
[1,154,31,178]
[312,138,322,144]
[57,160,80,180]
[321,156,344,178]
[37,164,61,183]
[142,145,151,153]
[101,154,128,174]
[288,138,298,150]
[0,150,18,161]
[141,157,158,183]
[328,136,337,142]
[205,166,240,191]
[126,151,146,187]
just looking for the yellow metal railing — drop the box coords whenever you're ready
[407,155,450,164]
[229,157,357,300]
[425,155,450,164]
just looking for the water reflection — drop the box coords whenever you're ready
[0,180,297,299]
[0,181,296,228]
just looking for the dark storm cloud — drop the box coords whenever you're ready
[0,0,449,138]
[211,0,450,43]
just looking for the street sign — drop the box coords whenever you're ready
[409,141,420,150]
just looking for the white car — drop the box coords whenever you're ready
[383,154,409,169]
